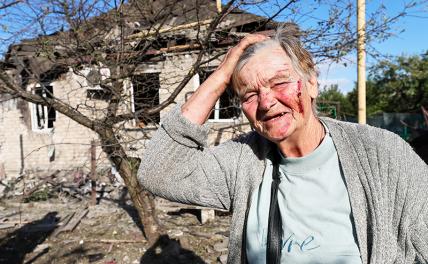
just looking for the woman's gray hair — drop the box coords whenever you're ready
[231,22,317,98]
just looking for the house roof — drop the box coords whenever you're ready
[122,0,266,29]
[2,0,274,82]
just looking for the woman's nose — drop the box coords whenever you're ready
[258,89,276,111]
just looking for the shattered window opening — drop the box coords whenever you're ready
[31,85,56,131]
[131,73,160,126]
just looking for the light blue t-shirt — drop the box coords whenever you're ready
[246,129,362,264]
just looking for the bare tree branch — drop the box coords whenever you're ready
[0,0,20,10]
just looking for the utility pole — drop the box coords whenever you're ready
[217,0,222,13]
[357,0,366,124]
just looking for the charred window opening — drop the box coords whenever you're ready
[198,69,241,120]
[87,89,112,100]
[32,85,56,130]
[132,73,160,125]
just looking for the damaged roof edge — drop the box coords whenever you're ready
[1,0,276,82]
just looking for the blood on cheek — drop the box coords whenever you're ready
[275,80,304,114]
[296,80,303,113]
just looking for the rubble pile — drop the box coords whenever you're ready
[0,169,126,202]
[0,171,232,263]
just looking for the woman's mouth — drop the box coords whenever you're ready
[263,112,287,122]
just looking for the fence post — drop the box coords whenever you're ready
[90,140,97,205]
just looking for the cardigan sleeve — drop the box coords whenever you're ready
[389,132,428,263]
[402,139,428,263]
[137,105,244,211]
[412,203,428,263]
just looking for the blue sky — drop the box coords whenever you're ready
[241,0,427,93]
[1,0,426,95]
[315,2,428,93]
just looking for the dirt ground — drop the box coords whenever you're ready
[0,197,231,264]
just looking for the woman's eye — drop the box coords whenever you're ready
[273,81,296,91]
[243,94,257,103]
[274,82,290,88]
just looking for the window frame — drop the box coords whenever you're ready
[29,83,56,132]
[194,71,241,123]
[130,69,161,127]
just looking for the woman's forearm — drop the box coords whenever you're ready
[181,70,228,125]
[181,34,269,125]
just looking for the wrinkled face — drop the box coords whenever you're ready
[238,44,318,143]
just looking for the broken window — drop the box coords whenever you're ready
[132,73,160,125]
[197,69,241,121]
[31,84,56,131]
[85,68,112,100]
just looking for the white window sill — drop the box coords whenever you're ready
[31,128,54,133]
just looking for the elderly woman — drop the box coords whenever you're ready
[138,25,428,264]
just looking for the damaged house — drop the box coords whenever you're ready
[0,0,275,179]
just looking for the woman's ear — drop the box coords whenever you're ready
[307,75,318,99]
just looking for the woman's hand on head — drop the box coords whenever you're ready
[215,34,270,86]
[181,33,269,125]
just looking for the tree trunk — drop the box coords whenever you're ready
[99,129,160,243]
[120,166,160,243]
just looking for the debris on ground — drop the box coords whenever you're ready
[0,196,231,263]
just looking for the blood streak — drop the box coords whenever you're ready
[296,80,303,113]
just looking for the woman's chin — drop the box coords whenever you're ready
[259,130,291,143]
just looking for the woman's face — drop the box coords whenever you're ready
[238,44,318,143]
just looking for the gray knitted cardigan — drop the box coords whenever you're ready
[138,106,428,264]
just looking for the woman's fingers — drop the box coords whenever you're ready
[229,34,269,62]
[235,34,270,52]
[217,34,269,78]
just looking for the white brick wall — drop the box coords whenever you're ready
[0,53,251,179]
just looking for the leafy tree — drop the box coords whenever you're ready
[348,51,428,116]
[369,51,428,113]
[318,84,355,118]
